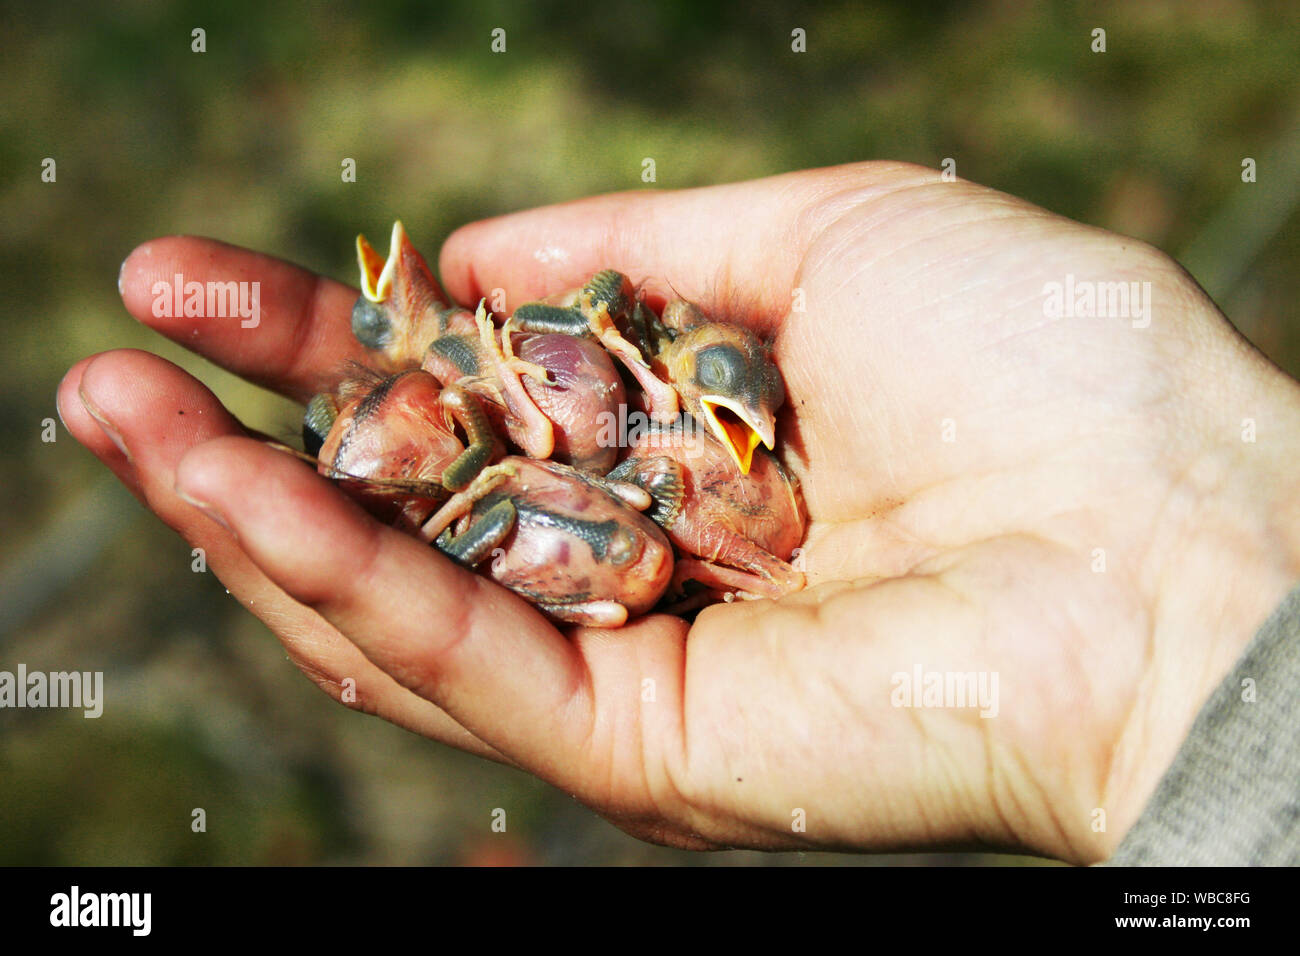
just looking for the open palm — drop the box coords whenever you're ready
[62,162,1300,863]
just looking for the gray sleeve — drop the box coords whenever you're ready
[1106,581,1300,865]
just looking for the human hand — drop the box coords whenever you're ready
[61,162,1300,862]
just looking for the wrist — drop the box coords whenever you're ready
[1103,313,1300,854]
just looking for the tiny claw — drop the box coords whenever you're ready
[474,300,496,349]
[507,356,555,387]
[495,315,554,385]
[500,316,519,360]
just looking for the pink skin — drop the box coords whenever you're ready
[437,305,480,336]
[520,275,683,424]
[619,427,805,599]
[516,333,626,472]
[317,370,496,531]
[372,235,623,471]
[420,457,673,626]
[420,316,555,459]
[423,327,627,471]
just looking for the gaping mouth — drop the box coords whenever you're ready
[356,221,405,303]
[700,396,772,474]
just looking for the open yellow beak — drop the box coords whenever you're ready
[700,396,774,474]
[356,221,406,303]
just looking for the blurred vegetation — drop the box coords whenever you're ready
[1,0,1296,864]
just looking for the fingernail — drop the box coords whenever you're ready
[117,255,127,297]
[176,487,236,536]
[78,385,132,463]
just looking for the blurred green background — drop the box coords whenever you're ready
[2,0,1297,865]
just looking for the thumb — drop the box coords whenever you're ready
[435,161,937,333]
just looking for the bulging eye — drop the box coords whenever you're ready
[699,357,728,388]
[695,344,742,390]
[351,296,392,349]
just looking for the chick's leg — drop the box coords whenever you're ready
[419,462,517,543]
[473,305,556,459]
[672,531,805,599]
